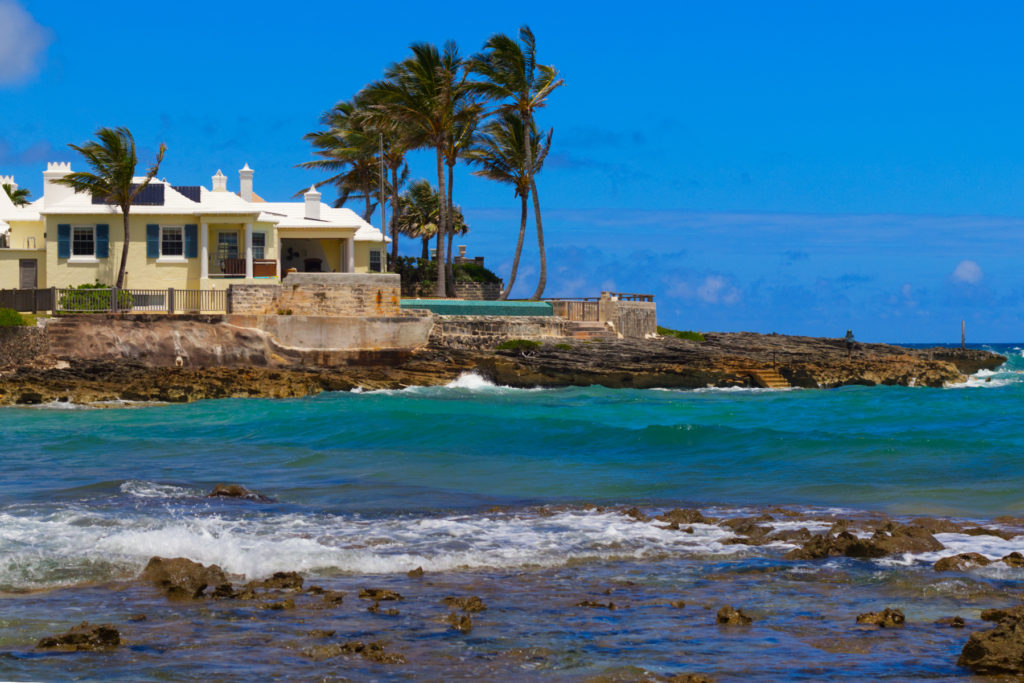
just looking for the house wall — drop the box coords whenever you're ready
[8,220,45,250]
[0,249,46,289]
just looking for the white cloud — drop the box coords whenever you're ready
[697,275,742,305]
[0,1,51,86]
[952,260,982,285]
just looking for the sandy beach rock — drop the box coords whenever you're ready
[934,553,992,572]
[139,556,229,600]
[716,606,752,625]
[856,608,905,627]
[959,611,1024,674]
[37,622,121,651]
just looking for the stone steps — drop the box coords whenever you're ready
[740,367,791,389]
[567,321,615,340]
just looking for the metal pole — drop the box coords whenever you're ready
[379,133,387,273]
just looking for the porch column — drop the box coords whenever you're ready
[339,241,346,273]
[244,222,253,279]
[277,235,282,279]
[346,237,355,273]
[200,222,209,279]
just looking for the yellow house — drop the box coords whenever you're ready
[0,163,387,292]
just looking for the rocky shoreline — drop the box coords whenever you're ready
[0,328,1006,405]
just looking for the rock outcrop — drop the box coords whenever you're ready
[784,522,943,560]
[959,609,1024,674]
[37,622,121,651]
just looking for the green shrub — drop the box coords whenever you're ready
[395,257,501,287]
[554,343,572,350]
[58,282,132,312]
[658,326,705,342]
[0,308,26,327]
[496,338,542,352]
[454,262,500,284]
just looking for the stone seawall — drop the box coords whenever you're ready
[601,300,657,338]
[430,316,570,350]
[230,273,401,317]
[0,326,48,367]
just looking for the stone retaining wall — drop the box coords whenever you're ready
[0,326,48,367]
[600,299,658,338]
[453,281,502,300]
[230,273,401,317]
[430,316,570,350]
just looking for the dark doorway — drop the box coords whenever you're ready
[19,259,37,289]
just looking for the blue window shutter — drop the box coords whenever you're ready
[147,224,159,258]
[57,224,71,259]
[184,224,198,258]
[95,224,109,258]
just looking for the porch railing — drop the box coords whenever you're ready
[0,287,229,314]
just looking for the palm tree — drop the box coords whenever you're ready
[396,179,439,260]
[470,25,564,299]
[298,99,379,220]
[441,110,482,294]
[2,184,31,206]
[55,127,166,291]
[365,41,474,297]
[466,113,551,299]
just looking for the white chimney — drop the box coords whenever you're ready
[304,185,321,220]
[239,163,254,202]
[0,175,16,192]
[42,162,74,205]
[212,169,228,192]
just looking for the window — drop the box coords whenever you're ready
[252,232,266,259]
[217,232,238,260]
[72,226,95,257]
[160,226,184,258]
[369,249,381,272]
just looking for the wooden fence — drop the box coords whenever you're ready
[0,287,229,314]
[546,292,655,322]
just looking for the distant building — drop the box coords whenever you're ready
[0,163,387,290]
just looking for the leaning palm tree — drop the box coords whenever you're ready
[441,105,482,293]
[2,184,31,206]
[396,179,440,260]
[298,99,379,220]
[469,26,564,299]
[466,113,551,299]
[365,41,473,297]
[55,127,166,290]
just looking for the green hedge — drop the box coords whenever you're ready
[0,308,26,327]
[658,326,705,342]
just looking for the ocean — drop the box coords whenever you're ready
[1,345,1023,680]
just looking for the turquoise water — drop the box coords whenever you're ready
[1,344,1022,680]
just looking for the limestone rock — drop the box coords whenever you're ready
[934,553,992,572]
[716,606,752,625]
[959,611,1024,674]
[139,556,228,600]
[856,608,905,628]
[37,622,121,651]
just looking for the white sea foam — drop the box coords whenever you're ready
[119,480,199,499]
[0,507,746,591]
[876,529,1024,570]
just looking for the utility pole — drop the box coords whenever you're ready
[379,133,387,273]
[961,320,965,350]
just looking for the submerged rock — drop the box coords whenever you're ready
[368,601,400,616]
[657,508,708,526]
[934,553,992,572]
[716,606,752,625]
[37,622,121,651]
[139,556,228,600]
[959,610,1024,674]
[937,616,966,628]
[256,571,303,591]
[359,588,403,601]
[442,595,487,612]
[446,612,473,633]
[576,600,616,610]
[208,483,273,502]
[304,640,405,664]
[856,608,905,628]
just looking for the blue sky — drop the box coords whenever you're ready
[2,1,1023,341]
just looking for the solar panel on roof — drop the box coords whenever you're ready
[172,186,201,202]
[91,183,165,206]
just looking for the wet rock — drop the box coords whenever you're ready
[127,614,146,622]
[669,600,686,608]
[210,583,238,599]
[666,675,717,683]
[37,622,121,651]
[407,566,424,578]
[765,527,812,543]
[139,556,228,600]
[1003,552,1024,568]
[304,640,405,663]
[257,571,303,591]
[962,528,1019,540]
[368,601,400,616]
[207,483,273,502]
[261,598,295,610]
[306,585,324,594]
[657,508,708,525]
[716,606,752,625]
[577,600,616,610]
[934,553,992,572]
[856,608,905,627]
[959,611,1024,674]
[980,606,1024,622]
[359,588,403,601]
[963,526,1017,541]
[446,612,473,633]
[911,517,963,533]
[937,616,966,628]
[723,522,772,545]
[784,522,942,560]
[442,595,488,612]
[622,506,650,522]
[321,590,345,607]
[307,629,335,638]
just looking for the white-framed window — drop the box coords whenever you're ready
[369,249,381,272]
[72,226,95,257]
[217,232,238,260]
[160,226,184,259]
[252,232,266,259]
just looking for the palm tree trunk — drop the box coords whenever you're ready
[500,193,529,300]
[529,179,547,300]
[434,147,447,297]
[421,236,429,261]
[115,209,130,293]
[445,161,456,297]
[390,166,400,266]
